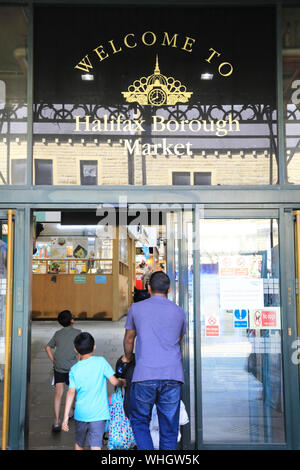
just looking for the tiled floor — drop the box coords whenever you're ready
[28,319,127,450]
[27,319,286,449]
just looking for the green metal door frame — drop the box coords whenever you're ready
[0,208,31,450]
[179,209,194,449]
[278,208,300,449]
[9,207,32,450]
[0,202,299,449]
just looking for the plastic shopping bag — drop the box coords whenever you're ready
[107,387,136,450]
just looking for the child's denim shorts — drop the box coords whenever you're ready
[75,419,106,448]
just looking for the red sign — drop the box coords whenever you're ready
[261,310,277,328]
[253,309,278,328]
[205,316,220,337]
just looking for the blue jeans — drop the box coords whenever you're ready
[129,380,181,450]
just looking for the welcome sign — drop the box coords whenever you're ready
[33,6,277,184]
[73,26,239,156]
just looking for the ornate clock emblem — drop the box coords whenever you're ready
[148,88,167,106]
[122,55,193,106]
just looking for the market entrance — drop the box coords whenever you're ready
[27,206,290,450]
[28,206,194,450]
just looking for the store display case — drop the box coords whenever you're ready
[32,258,112,274]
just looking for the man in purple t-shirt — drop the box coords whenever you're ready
[122,271,186,450]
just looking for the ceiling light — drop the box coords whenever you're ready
[81,73,94,81]
[57,224,97,230]
[201,73,213,80]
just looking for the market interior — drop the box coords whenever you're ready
[28,208,171,449]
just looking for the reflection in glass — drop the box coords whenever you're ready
[0,221,7,444]
[283,7,300,184]
[187,217,195,445]
[33,6,277,186]
[199,219,285,444]
[0,7,28,185]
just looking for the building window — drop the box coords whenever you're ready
[11,159,26,185]
[80,160,98,185]
[35,159,53,185]
[172,172,191,185]
[172,171,212,185]
[194,172,211,185]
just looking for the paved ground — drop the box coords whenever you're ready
[27,320,285,449]
[28,319,127,450]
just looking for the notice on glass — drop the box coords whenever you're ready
[249,308,281,330]
[219,255,262,278]
[205,314,220,337]
[219,278,264,309]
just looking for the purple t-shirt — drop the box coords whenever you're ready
[125,295,186,383]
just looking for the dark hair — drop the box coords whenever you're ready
[74,332,95,355]
[58,310,73,327]
[149,271,170,295]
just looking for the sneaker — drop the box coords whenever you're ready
[52,422,61,433]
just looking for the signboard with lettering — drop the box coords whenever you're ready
[205,314,220,337]
[249,308,281,330]
[220,278,264,309]
[74,275,86,284]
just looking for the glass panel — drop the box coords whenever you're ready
[199,218,285,444]
[0,221,7,443]
[0,6,28,185]
[185,212,196,446]
[33,6,277,186]
[283,8,300,184]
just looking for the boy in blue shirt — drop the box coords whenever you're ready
[62,332,125,450]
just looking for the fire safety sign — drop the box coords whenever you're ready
[205,314,220,337]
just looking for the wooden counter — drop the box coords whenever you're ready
[32,227,136,321]
[32,273,113,320]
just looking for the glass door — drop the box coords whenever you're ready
[166,208,195,449]
[196,210,285,446]
[0,210,14,450]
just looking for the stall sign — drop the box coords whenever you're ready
[74,275,87,284]
[95,275,107,284]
